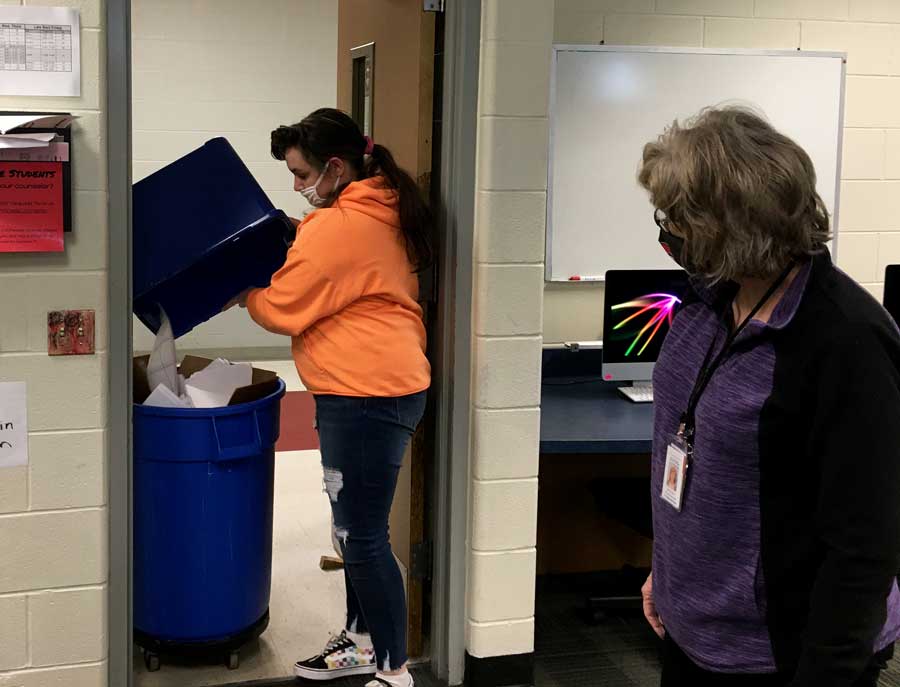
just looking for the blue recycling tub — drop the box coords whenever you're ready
[133,137,293,338]
[133,380,286,645]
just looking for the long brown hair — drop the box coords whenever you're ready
[271,108,434,272]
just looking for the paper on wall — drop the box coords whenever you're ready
[0,133,57,149]
[0,382,28,468]
[0,6,81,97]
[0,116,75,162]
[0,114,76,135]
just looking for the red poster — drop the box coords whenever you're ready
[0,161,64,253]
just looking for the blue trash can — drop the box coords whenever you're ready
[132,137,294,338]
[133,379,286,667]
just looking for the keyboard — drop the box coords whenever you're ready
[618,385,654,403]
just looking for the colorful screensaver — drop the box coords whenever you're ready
[610,292,682,357]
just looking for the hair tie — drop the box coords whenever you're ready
[364,136,375,155]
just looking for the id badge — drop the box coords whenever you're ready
[661,435,690,512]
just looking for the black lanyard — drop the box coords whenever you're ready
[680,262,795,445]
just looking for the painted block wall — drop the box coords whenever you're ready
[130,0,337,352]
[0,1,109,684]
[548,0,900,343]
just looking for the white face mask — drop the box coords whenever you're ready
[299,161,341,208]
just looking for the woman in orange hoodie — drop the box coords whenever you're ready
[231,109,431,687]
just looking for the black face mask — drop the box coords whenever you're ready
[658,228,688,270]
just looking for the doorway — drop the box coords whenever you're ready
[128,2,342,683]
[107,1,475,686]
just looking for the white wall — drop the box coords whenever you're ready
[466,0,552,660]
[130,0,337,352]
[0,1,109,685]
[547,0,900,343]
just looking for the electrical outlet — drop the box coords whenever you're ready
[48,310,95,356]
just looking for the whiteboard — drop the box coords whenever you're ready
[546,46,846,281]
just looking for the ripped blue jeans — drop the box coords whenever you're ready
[315,392,427,672]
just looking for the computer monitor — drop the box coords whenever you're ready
[884,265,900,328]
[602,269,689,383]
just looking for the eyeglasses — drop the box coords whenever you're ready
[654,208,673,233]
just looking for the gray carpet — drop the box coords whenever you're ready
[535,580,661,687]
[214,665,440,687]
[208,582,900,687]
[534,578,900,687]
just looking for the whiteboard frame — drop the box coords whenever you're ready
[545,45,848,282]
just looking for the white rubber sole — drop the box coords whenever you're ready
[293,662,378,681]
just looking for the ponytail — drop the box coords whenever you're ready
[364,144,434,272]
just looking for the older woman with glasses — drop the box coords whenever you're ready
[637,106,900,687]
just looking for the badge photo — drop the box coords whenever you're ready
[661,440,688,511]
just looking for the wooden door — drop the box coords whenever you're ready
[337,0,437,659]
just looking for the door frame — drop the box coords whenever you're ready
[107,0,133,684]
[428,0,480,685]
[104,1,480,685]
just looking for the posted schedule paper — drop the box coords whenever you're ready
[0,6,81,97]
[0,382,28,468]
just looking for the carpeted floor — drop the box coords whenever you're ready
[534,576,900,687]
[535,577,661,687]
[275,391,318,452]
[178,580,900,687]
[212,665,440,687]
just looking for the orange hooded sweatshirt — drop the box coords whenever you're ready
[246,177,431,397]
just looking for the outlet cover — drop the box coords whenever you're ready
[48,310,95,356]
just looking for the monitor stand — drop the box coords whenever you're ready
[617,381,654,403]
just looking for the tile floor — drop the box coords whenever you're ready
[533,577,900,687]
[135,362,347,687]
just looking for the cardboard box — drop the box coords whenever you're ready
[133,355,279,407]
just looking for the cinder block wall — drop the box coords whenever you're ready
[130,0,337,353]
[546,0,900,343]
[0,1,109,685]
[466,0,552,660]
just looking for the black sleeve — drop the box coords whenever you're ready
[790,322,900,686]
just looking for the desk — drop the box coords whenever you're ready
[538,361,655,575]
[540,379,653,455]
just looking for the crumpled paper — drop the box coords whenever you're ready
[184,358,252,408]
[146,308,179,397]
[143,309,253,409]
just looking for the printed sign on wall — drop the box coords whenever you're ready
[0,6,81,97]
[0,382,28,468]
[0,161,64,252]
